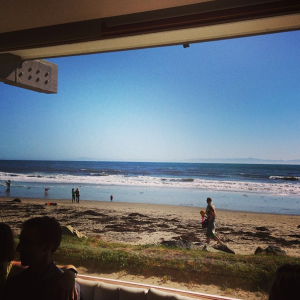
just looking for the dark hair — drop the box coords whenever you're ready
[22,216,62,253]
[0,223,15,262]
[207,197,212,202]
[269,264,300,300]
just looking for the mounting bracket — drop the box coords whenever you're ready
[0,54,58,94]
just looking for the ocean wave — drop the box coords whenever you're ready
[0,172,299,196]
[90,172,109,176]
[269,176,300,181]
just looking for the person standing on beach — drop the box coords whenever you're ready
[75,188,80,203]
[110,194,113,202]
[72,188,75,203]
[5,180,11,192]
[205,197,222,244]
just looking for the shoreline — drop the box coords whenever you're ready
[1,196,300,257]
[1,184,300,215]
[0,192,300,217]
[2,192,300,218]
[2,194,295,216]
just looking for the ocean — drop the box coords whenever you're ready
[0,160,299,215]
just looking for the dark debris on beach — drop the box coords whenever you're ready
[1,200,299,255]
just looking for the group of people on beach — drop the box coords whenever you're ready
[71,188,80,203]
[71,189,113,203]
[70,190,113,203]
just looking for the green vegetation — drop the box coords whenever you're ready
[54,236,300,293]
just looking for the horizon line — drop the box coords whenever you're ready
[0,157,300,165]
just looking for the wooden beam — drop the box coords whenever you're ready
[0,0,299,53]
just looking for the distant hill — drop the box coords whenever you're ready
[72,157,300,164]
[74,157,97,161]
[181,157,300,165]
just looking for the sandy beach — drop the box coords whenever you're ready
[1,197,299,257]
[1,196,300,299]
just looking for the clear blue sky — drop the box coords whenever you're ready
[1,30,300,162]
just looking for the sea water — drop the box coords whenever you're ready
[0,160,299,215]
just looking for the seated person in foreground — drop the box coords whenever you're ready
[2,216,80,300]
[269,263,300,300]
[0,223,15,294]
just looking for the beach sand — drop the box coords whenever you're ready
[1,197,300,300]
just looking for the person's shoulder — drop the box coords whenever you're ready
[49,261,63,274]
[2,269,26,297]
[7,266,28,279]
[51,262,64,279]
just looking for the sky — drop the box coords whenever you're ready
[0,30,300,162]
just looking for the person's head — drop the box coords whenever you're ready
[200,210,205,216]
[0,223,15,263]
[206,197,212,203]
[16,216,62,267]
[269,264,300,300]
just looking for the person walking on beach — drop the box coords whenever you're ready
[205,197,222,245]
[5,180,11,192]
[44,187,49,196]
[72,188,75,203]
[75,188,80,203]
[110,194,113,202]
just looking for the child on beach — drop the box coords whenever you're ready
[200,210,208,229]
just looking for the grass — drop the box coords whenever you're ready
[53,235,300,293]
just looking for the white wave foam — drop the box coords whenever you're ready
[0,172,299,195]
[269,176,300,181]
